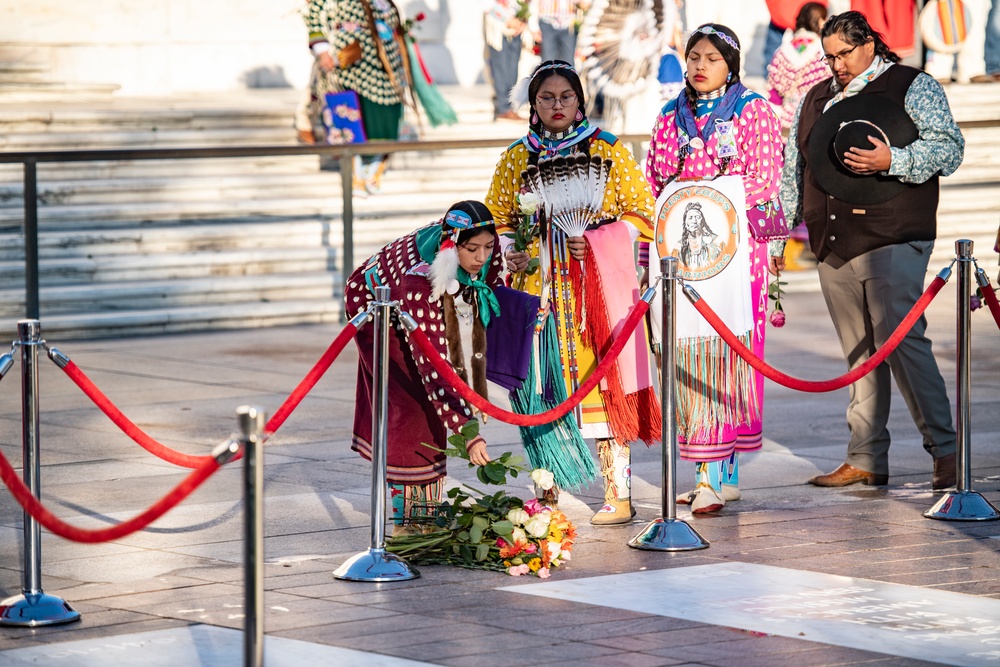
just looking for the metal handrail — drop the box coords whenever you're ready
[0,134,651,320]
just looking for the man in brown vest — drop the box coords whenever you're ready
[777,11,963,490]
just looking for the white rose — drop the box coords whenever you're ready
[507,509,530,527]
[518,192,541,216]
[511,527,528,544]
[530,468,555,491]
[524,514,550,539]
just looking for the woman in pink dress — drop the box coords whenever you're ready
[645,24,788,514]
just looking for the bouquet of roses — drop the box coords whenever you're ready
[386,421,576,577]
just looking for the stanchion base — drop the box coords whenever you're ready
[628,517,710,551]
[0,592,81,627]
[924,490,1000,521]
[333,548,420,582]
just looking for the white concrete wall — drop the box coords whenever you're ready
[0,0,775,95]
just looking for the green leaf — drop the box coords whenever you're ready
[460,421,480,439]
[476,543,491,561]
[469,524,483,543]
[483,463,506,484]
[447,433,467,448]
[476,467,489,485]
[472,515,489,529]
[492,520,514,537]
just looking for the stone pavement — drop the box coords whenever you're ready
[0,262,999,666]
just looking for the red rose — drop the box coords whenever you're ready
[415,12,426,21]
[769,309,786,328]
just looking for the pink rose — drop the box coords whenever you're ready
[507,564,530,576]
[970,295,982,312]
[769,309,786,328]
[524,498,543,516]
[524,542,537,554]
[537,567,551,579]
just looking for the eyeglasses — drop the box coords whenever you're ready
[535,93,578,109]
[824,44,860,65]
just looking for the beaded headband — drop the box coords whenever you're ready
[509,61,577,109]
[696,26,740,52]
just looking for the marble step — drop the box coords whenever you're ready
[0,273,340,317]
[0,299,344,341]
[0,246,336,286]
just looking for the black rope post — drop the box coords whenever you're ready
[924,240,999,521]
[629,257,709,551]
[0,320,80,626]
[23,160,39,320]
[237,405,267,667]
[334,286,419,581]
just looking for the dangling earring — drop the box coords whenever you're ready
[726,72,732,83]
[531,111,539,125]
[575,109,584,121]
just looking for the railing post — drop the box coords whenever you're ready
[238,405,267,667]
[339,151,355,324]
[334,285,419,581]
[23,160,39,320]
[629,257,709,551]
[924,240,999,521]
[0,320,81,626]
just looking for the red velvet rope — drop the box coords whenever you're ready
[62,361,212,468]
[408,299,651,426]
[980,277,1000,330]
[690,276,946,392]
[56,322,360,467]
[0,448,219,543]
[264,322,359,435]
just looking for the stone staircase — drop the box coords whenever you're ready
[0,87,521,339]
[0,82,998,340]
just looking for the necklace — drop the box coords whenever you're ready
[455,292,475,326]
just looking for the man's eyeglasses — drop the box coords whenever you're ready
[824,44,860,65]
[536,93,578,109]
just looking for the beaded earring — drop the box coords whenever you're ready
[531,111,539,125]
[726,72,732,83]
[575,109,584,121]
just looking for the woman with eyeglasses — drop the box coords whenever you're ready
[645,24,787,515]
[344,201,502,535]
[484,60,659,525]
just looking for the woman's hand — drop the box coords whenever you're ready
[505,250,531,273]
[768,255,786,276]
[566,236,588,261]
[467,435,490,466]
[318,52,336,72]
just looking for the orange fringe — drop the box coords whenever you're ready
[582,244,662,446]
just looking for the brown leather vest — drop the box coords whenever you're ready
[797,65,939,262]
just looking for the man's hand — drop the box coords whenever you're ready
[769,255,785,275]
[467,436,490,466]
[566,235,588,261]
[842,135,892,175]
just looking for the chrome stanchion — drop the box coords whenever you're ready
[0,320,81,626]
[334,286,419,581]
[629,258,709,551]
[237,406,267,667]
[925,240,1000,521]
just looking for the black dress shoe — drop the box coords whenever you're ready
[932,453,957,490]
[808,463,889,487]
